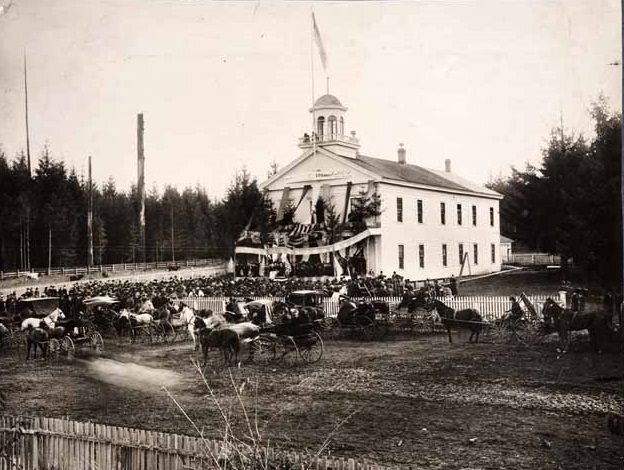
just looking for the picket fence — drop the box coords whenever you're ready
[0,415,394,470]
[177,294,561,322]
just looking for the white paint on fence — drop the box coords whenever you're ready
[175,294,557,322]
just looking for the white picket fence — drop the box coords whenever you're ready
[176,294,562,322]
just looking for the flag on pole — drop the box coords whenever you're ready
[312,12,328,71]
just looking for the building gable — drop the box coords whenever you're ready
[262,148,377,192]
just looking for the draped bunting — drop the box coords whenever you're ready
[235,227,380,256]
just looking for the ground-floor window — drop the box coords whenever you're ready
[418,244,425,268]
[442,244,448,267]
[398,244,404,269]
[473,243,479,265]
[458,243,464,266]
[491,243,496,263]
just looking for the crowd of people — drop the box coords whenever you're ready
[0,271,461,318]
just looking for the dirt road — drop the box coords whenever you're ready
[1,331,623,469]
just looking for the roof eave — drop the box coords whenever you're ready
[378,177,504,199]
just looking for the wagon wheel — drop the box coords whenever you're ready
[61,336,75,359]
[89,331,104,354]
[161,321,176,343]
[279,336,299,366]
[251,336,277,364]
[514,322,547,347]
[298,332,324,364]
[48,338,61,360]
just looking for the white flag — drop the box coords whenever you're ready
[312,12,328,71]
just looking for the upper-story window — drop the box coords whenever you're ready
[417,200,423,223]
[472,205,477,226]
[457,204,463,225]
[440,202,446,225]
[328,115,337,138]
[489,207,495,226]
[397,197,403,222]
[317,116,325,138]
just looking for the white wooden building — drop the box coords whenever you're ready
[255,94,503,280]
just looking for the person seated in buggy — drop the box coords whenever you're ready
[276,305,314,337]
[500,296,524,326]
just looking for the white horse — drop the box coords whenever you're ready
[119,309,153,325]
[171,306,199,349]
[21,308,66,331]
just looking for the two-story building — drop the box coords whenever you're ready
[237,94,502,280]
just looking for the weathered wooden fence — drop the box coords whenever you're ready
[177,293,564,322]
[0,415,393,470]
[503,253,561,266]
[0,258,225,281]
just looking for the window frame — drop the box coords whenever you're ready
[457,203,462,226]
[442,244,448,267]
[473,243,479,265]
[398,244,405,269]
[491,243,496,263]
[417,199,423,224]
[472,205,477,226]
[440,202,446,225]
[418,244,425,268]
[397,197,403,223]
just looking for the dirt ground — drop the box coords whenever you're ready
[1,329,623,469]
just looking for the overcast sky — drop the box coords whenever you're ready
[0,0,621,198]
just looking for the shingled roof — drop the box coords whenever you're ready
[337,153,500,198]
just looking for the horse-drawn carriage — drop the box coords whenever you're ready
[329,296,391,340]
[83,296,121,337]
[0,297,61,352]
[252,314,324,365]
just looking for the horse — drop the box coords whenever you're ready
[20,308,66,331]
[431,299,483,343]
[398,290,432,313]
[118,309,153,339]
[26,326,49,360]
[172,305,201,350]
[542,298,611,353]
[198,327,241,366]
[196,312,260,363]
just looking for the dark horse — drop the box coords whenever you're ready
[398,289,431,313]
[542,298,611,352]
[432,299,483,343]
[26,326,49,359]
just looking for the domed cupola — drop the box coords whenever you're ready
[299,94,360,158]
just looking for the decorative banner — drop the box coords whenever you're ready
[235,227,380,257]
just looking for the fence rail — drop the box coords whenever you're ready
[0,415,393,470]
[0,259,226,281]
[503,253,561,266]
[177,293,563,322]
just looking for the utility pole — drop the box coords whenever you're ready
[48,227,51,275]
[23,53,32,271]
[137,113,146,263]
[171,206,175,264]
[87,156,94,267]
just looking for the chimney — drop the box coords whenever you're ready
[398,143,406,165]
[444,158,451,173]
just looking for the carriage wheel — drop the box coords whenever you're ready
[252,336,277,364]
[279,336,299,366]
[161,321,176,343]
[61,336,75,359]
[89,331,104,354]
[48,338,61,360]
[298,332,323,364]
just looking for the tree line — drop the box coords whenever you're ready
[0,148,268,271]
[486,99,622,285]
